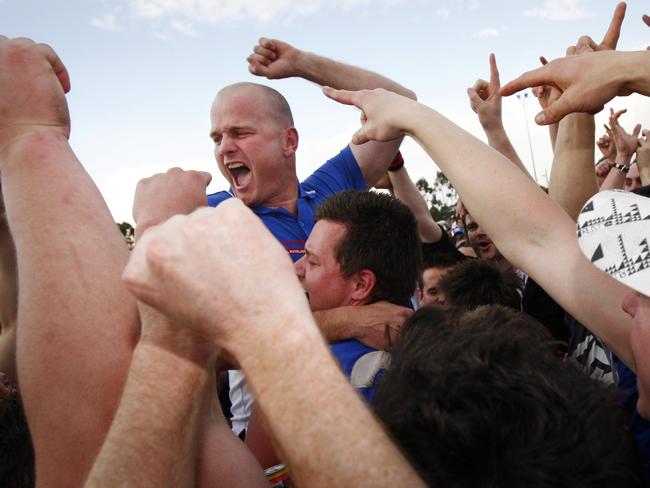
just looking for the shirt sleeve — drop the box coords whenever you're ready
[207,191,232,207]
[302,146,366,198]
[421,226,466,260]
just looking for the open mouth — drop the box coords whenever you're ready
[477,241,492,253]
[226,162,251,190]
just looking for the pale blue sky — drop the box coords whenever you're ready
[2,0,649,222]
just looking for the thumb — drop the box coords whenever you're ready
[198,171,213,186]
[351,126,370,145]
[535,91,574,125]
[633,124,642,137]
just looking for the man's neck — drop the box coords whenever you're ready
[263,186,299,216]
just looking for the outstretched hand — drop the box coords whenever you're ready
[501,2,629,124]
[247,37,301,80]
[608,108,641,162]
[323,86,414,144]
[467,53,502,130]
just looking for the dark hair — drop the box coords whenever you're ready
[0,393,34,487]
[315,190,421,305]
[373,305,644,487]
[438,259,521,311]
[418,252,465,289]
[632,184,650,199]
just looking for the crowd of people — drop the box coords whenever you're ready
[1,2,650,486]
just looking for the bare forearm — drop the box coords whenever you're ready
[548,113,597,220]
[233,317,425,487]
[599,165,626,190]
[86,340,208,487]
[389,167,442,243]
[600,148,633,191]
[295,50,415,99]
[313,307,353,342]
[5,132,138,486]
[624,51,650,97]
[484,124,530,179]
[398,101,634,368]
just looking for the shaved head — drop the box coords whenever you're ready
[217,82,294,128]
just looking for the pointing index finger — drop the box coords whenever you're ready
[500,65,553,97]
[323,86,357,107]
[489,53,500,90]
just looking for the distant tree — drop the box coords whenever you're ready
[416,171,457,222]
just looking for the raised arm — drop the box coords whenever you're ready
[388,165,442,243]
[595,130,617,185]
[247,37,416,186]
[549,111,597,220]
[122,201,426,487]
[324,86,637,370]
[501,49,650,125]
[600,108,641,190]
[0,37,141,485]
[85,307,214,487]
[467,53,530,177]
[126,167,269,487]
[501,2,640,125]
[546,43,598,220]
[548,6,630,218]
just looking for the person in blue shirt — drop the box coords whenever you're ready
[244,189,421,470]
[207,37,416,259]
[195,38,419,442]
[294,190,421,401]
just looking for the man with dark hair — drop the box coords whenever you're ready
[464,212,514,273]
[183,39,417,438]
[418,252,465,307]
[309,190,421,306]
[295,189,421,399]
[373,305,644,487]
[240,189,421,471]
[437,258,521,311]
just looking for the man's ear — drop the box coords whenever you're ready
[350,269,376,302]
[282,127,299,157]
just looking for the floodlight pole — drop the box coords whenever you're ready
[516,91,539,183]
